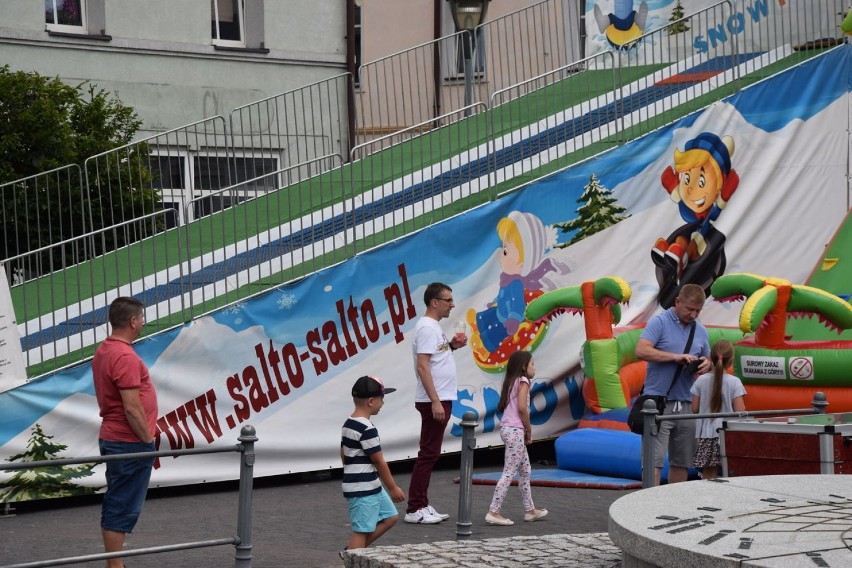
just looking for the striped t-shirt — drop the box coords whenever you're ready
[341,416,382,497]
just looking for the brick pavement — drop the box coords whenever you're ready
[344,533,621,567]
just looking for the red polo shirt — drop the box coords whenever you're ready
[92,337,158,442]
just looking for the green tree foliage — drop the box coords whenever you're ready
[0,65,159,275]
[0,423,99,502]
[555,174,630,247]
[668,1,690,35]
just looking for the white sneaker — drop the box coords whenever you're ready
[426,504,450,521]
[403,507,442,524]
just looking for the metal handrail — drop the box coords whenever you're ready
[639,392,828,488]
[0,425,257,568]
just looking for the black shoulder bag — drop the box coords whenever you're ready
[628,322,696,435]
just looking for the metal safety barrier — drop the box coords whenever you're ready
[0,425,257,568]
[638,392,828,488]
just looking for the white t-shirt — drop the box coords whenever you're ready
[412,316,457,403]
[690,372,747,439]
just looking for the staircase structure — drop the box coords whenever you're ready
[1,0,844,383]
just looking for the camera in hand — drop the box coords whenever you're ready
[684,358,704,375]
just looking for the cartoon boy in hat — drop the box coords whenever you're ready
[652,132,739,279]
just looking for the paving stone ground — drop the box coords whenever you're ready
[345,533,621,568]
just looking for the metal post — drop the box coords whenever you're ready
[456,411,478,538]
[462,31,473,117]
[812,391,828,414]
[234,425,257,568]
[818,432,836,475]
[641,399,659,489]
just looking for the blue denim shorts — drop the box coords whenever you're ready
[346,488,398,533]
[99,439,156,533]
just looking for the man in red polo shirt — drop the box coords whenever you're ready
[92,296,158,568]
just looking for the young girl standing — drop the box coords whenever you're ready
[690,340,747,480]
[485,351,548,525]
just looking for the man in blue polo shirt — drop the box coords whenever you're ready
[636,284,711,485]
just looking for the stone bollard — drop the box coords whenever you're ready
[234,425,257,568]
[456,411,478,538]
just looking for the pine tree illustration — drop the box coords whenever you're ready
[555,174,629,247]
[668,0,690,35]
[0,423,99,502]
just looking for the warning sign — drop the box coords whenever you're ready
[741,355,787,379]
[789,357,814,380]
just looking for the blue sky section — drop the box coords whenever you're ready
[729,45,851,132]
[0,328,182,447]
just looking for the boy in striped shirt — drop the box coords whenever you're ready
[340,376,405,554]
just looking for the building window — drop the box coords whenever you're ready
[45,0,86,33]
[212,0,245,46]
[150,155,187,191]
[193,155,278,194]
[150,151,279,223]
[440,5,486,80]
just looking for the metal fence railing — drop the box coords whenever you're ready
[480,0,581,96]
[229,74,352,174]
[0,165,86,282]
[354,0,583,149]
[0,425,257,568]
[637,392,829,488]
[182,154,346,315]
[348,104,493,254]
[6,208,183,372]
[488,51,618,190]
[2,0,845,379]
[84,116,230,234]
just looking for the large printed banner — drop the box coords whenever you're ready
[584,0,837,64]
[0,47,850,500]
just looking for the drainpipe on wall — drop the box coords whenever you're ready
[433,0,443,127]
[345,0,357,159]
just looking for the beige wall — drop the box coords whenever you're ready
[1,0,346,136]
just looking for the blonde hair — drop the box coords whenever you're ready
[496,217,524,262]
[673,148,723,192]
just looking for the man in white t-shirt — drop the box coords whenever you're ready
[404,282,467,524]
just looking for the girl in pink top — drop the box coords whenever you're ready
[485,351,548,525]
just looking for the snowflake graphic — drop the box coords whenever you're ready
[223,302,247,315]
[277,293,297,310]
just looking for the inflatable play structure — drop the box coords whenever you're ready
[524,252,852,484]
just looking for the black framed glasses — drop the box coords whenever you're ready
[435,297,454,303]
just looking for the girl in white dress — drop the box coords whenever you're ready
[690,340,746,479]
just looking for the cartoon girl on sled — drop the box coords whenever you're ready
[467,211,573,372]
